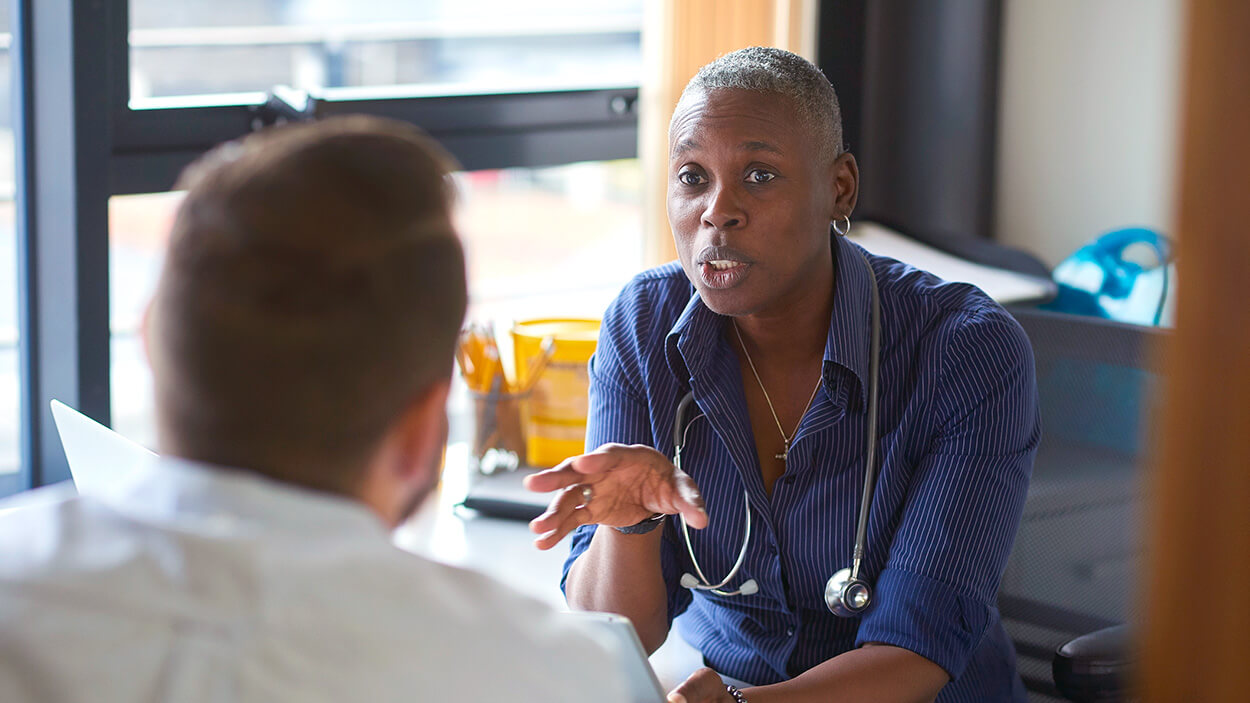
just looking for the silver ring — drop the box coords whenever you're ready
[579,485,593,508]
[833,214,851,236]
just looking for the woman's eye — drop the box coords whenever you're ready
[747,169,775,183]
[678,171,705,186]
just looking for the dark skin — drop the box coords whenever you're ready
[665,86,849,494]
[526,88,947,703]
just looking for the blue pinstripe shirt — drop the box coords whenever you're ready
[564,233,1039,701]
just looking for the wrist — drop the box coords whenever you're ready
[612,512,666,535]
[726,685,749,703]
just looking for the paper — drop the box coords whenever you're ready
[850,222,1056,304]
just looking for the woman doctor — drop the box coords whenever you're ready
[526,47,1039,703]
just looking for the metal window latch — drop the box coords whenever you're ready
[608,93,636,116]
[249,86,321,131]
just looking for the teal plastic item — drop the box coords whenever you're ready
[1043,228,1173,326]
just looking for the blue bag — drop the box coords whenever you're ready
[1043,228,1174,326]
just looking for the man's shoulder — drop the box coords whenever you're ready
[329,552,631,700]
[0,488,116,580]
[0,501,630,703]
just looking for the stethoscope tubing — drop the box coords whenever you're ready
[673,249,882,608]
[850,252,881,582]
[675,407,750,592]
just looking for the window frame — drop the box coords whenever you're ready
[11,0,640,493]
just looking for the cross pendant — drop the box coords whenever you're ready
[775,442,789,463]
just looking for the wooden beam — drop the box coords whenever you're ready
[1141,0,1250,700]
[640,0,818,266]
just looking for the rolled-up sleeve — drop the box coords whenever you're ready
[560,293,693,623]
[855,308,1040,680]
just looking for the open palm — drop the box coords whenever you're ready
[524,443,708,550]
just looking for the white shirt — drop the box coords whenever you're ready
[0,459,630,703]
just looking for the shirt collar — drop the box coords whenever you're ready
[824,231,875,411]
[664,283,721,383]
[102,456,390,540]
[664,230,876,411]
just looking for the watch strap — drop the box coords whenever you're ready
[612,513,665,534]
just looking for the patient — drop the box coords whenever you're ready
[0,117,629,702]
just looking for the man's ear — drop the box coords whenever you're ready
[140,301,155,369]
[392,378,452,481]
[831,152,860,220]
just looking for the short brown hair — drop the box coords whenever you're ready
[148,115,467,493]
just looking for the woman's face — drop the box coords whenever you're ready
[666,87,856,318]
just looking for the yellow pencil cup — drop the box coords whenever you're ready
[512,318,600,468]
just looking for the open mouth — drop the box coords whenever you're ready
[694,245,754,289]
[698,259,751,288]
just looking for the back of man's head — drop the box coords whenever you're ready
[147,115,467,495]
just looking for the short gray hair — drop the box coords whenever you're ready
[675,46,844,160]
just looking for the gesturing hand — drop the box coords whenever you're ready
[523,443,708,550]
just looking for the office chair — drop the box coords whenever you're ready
[1002,308,1166,702]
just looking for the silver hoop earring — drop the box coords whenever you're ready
[832,215,851,236]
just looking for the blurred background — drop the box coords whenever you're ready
[5,2,1246,699]
[0,0,1185,480]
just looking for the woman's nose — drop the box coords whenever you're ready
[701,184,745,230]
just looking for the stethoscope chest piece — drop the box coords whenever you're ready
[824,567,872,617]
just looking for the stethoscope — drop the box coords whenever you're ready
[674,249,882,617]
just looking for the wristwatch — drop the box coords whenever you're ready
[612,512,665,534]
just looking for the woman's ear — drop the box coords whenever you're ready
[832,152,860,220]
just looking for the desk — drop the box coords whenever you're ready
[393,442,703,689]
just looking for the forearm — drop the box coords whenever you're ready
[565,527,671,652]
[741,645,947,703]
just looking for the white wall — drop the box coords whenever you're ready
[995,0,1184,267]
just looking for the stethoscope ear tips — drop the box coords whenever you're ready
[738,579,759,596]
[679,573,700,589]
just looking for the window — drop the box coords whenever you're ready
[1,7,19,486]
[130,1,643,105]
[113,2,642,208]
[15,0,642,488]
[109,160,644,447]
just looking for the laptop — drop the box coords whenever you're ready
[567,612,668,703]
[50,400,157,496]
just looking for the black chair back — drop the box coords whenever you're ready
[1001,308,1166,701]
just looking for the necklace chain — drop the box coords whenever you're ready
[732,321,822,457]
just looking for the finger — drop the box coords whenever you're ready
[670,472,709,529]
[666,668,727,703]
[522,458,584,493]
[532,495,596,551]
[529,444,671,494]
[522,445,640,492]
[528,483,591,536]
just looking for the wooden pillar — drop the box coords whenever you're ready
[1140,0,1250,700]
[640,0,818,265]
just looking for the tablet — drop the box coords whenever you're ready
[566,612,668,703]
[50,400,157,497]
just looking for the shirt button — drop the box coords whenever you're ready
[786,628,794,637]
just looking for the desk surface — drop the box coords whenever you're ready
[393,442,702,689]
